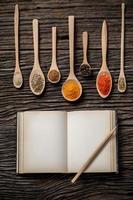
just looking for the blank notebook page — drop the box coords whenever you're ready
[23,111,67,173]
[67,111,113,172]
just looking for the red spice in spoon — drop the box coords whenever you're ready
[97,72,112,96]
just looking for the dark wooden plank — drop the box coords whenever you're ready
[0,0,133,18]
[0,0,133,200]
[0,3,133,50]
[0,18,133,50]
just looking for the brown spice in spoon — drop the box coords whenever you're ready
[62,79,80,101]
[48,69,60,82]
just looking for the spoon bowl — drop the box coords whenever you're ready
[80,63,92,77]
[118,74,126,93]
[29,68,45,96]
[96,70,112,98]
[62,75,82,102]
[47,69,61,84]
[13,70,23,88]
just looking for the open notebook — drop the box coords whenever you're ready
[17,110,118,173]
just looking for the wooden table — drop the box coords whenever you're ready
[0,0,133,199]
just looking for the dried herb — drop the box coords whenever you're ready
[48,69,60,83]
[118,77,126,91]
[31,73,44,94]
[80,64,92,77]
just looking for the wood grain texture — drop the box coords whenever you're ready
[0,0,133,199]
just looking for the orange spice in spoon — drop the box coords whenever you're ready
[62,79,80,101]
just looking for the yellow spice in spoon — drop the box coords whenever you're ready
[62,79,81,101]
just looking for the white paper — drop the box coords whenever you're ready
[67,110,113,172]
[23,111,67,173]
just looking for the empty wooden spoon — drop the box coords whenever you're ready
[13,4,23,88]
[96,20,112,98]
[80,31,92,77]
[61,16,82,102]
[118,3,126,93]
[47,27,61,83]
[29,19,45,95]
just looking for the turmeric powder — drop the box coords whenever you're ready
[62,79,81,101]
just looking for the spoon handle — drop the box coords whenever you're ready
[33,19,39,67]
[14,4,20,69]
[83,32,88,64]
[69,16,74,75]
[120,3,125,74]
[102,20,107,68]
[51,27,57,67]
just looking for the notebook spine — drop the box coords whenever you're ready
[16,112,24,174]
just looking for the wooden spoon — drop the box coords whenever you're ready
[29,19,45,95]
[13,4,23,88]
[61,16,82,102]
[80,31,92,77]
[118,3,126,93]
[47,27,61,83]
[96,20,112,98]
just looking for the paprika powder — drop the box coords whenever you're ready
[97,72,112,96]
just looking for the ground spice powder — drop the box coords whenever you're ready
[48,69,60,82]
[97,72,111,96]
[62,79,80,100]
